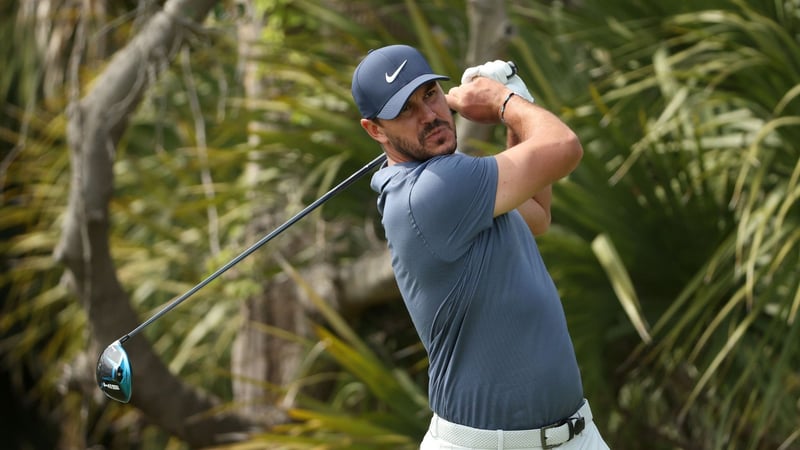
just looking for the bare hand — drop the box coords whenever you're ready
[445,77,510,124]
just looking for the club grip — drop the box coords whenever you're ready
[507,61,518,77]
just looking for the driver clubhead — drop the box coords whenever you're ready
[96,340,132,403]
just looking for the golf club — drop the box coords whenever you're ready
[96,153,387,403]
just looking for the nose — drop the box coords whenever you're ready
[418,102,438,123]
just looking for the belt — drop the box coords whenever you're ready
[429,400,593,449]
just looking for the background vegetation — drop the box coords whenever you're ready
[1,0,798,449]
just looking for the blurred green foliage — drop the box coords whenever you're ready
[1,0,797,449]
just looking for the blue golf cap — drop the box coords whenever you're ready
[352,45,449,120]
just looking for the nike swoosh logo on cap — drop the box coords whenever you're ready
[385,60,408,83]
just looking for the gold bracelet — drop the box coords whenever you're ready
[499,92,516,123]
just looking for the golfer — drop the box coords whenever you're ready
[352,45,609,449]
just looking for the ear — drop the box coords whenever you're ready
[360,118,388,144]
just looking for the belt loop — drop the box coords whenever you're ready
[496,429,504,449]
[432,414,438,437]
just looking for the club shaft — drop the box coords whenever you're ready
[120,153,387,343]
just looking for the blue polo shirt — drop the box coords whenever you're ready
[371,153,584,430]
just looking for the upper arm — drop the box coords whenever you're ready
[410,156,497,260]
[492,97,583,217]
[516,187,552,235]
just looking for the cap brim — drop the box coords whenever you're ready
[375,74,449,120]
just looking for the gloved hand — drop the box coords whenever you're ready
[460,60,534,103]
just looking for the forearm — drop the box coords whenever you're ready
[446,78,582,217]
[506,117,553,236]
[502,95,580,157]
[506,116,552,235]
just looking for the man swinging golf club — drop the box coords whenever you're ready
[353,45,610,449]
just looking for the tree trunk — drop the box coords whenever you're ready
[54,0,258,446]
[228,0,302,422]
[457,0,512,155]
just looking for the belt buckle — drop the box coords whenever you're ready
[539,417,586,449]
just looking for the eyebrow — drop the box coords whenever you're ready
[410,81,438,101]
[390,81,440,119]
[420,81,438,91]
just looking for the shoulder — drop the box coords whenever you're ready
[408,154,497,219]
[414,154,497,189]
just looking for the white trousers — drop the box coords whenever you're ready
[420,401,610,450]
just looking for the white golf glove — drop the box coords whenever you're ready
[461,60,534,103]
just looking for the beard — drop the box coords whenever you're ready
[386,118,457,162]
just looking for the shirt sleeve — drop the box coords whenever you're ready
[408,154,498,261]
